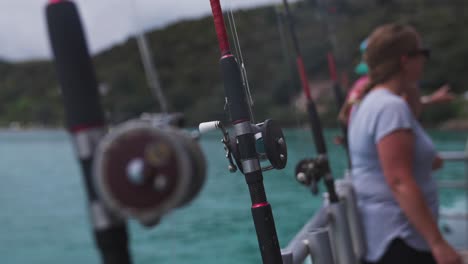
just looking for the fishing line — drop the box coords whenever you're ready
[294,99,313,151]
[275,5,294,88]
[225,0,255,122]
[225,3,240,65]
[129,0,169,113]
[228,10,254,110]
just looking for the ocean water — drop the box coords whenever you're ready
[0,129,466,263]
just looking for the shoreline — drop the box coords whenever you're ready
[438,119,468,132]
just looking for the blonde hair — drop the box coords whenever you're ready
[364,23,420,93]
[337,24,421,125]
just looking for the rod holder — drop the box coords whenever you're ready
[281,225,335,264]
[326,199,357,264]
[281,250,293,264]
[336,180,367,261]
[308,228,335,264]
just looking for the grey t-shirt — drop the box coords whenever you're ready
[348,88,439,261]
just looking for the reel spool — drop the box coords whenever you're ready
[199,119,287,173]
[94,119,206,227]
[295,156,328,195]
[260,119,287,170]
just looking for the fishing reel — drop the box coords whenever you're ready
[295,155,329,195]
[93,113,206,227]
[198,119,287,173]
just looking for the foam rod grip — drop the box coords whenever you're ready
[46,1,105,130]
[220,55,251,122]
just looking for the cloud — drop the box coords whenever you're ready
[0,0,279,62]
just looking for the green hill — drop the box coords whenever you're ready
[1,1,467,128]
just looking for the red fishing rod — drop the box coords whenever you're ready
[281,0,339,203]
[207,1,285,263]
[45,1,131,263]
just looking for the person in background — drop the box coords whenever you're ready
[338,39,455,125]
[348,23,461,264]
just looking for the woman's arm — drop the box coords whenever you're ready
[403,84,454,118]
[378,130,460,264]
[421,84,455,109]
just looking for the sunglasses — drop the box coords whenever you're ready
[407,48,431,59]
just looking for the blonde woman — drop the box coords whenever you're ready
[348,24,461,264]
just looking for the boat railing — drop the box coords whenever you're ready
[281,179,365,264]
[438,150,468,190]
[438,150,468,249]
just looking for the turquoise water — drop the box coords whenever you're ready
[0,129,466,263]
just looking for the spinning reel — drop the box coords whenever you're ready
[93,113,206,227]
[198,119,287,173]
[295,155,330,195]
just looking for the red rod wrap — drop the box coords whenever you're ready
[327,52,338,82]
[209,0,231,55]
[70,123,105,134]
[296,56,312,101]
[49,0,64,4]
[252,202,270,209]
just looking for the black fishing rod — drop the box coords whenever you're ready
[205,0,287,263]
[327,52,351,168]
[47,2,208,263]
[281,0,339,203]
[45,1,132,263]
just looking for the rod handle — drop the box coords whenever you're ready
[252,203,283,264]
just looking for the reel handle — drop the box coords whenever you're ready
[199,121,221,134]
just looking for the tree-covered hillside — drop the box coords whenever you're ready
[1,0,467,128]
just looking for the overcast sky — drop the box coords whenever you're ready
[0,0,280,62]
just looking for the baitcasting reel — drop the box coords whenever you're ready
[295,155,329,195]
[198,119,287,174]
[93,113,206,227]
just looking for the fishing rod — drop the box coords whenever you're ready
[45,1,131,263]
[199,1,288,263]
[280,0,339,203]
[327,51,351,168]
[318,2,351,168]
[46,2,207,263]
[280,4,363,263]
